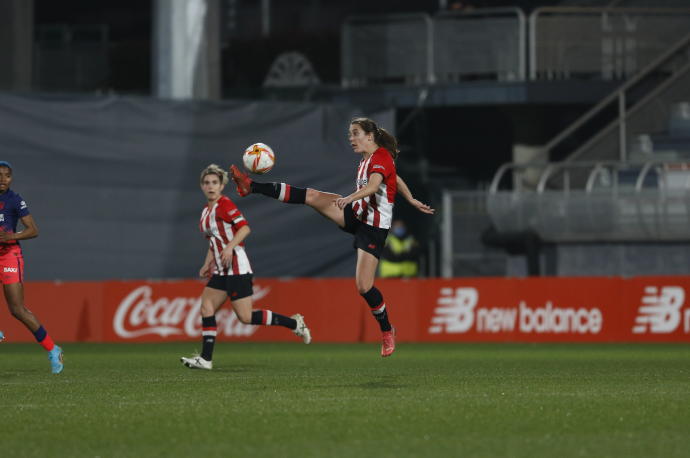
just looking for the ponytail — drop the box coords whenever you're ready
[351,117,399,160]
[374,127,399,160]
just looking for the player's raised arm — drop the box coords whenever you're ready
[396,175,435,214]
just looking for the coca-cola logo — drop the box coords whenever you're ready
[113,285,271,338]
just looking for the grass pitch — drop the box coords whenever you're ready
[1,342,689,457]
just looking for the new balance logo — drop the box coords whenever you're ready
[428,287,478,334]
[633,286,684,334]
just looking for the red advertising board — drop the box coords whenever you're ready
[2,276,690,343]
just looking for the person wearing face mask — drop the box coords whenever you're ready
[378,220,420,278]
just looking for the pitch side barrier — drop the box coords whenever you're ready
[4,277,690,343]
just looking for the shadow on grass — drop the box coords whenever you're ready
[314,376,408,390]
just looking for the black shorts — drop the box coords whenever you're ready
[339,203,389,259]
[206,274,253,300]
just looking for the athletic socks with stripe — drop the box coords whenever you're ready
[201,316,217,361]
[361,286,392,332]
[251,182,306,204]
[251,310,297,329]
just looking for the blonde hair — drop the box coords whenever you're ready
[200,164,228,185]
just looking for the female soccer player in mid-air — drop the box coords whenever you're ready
[0,161,63,374]
[181,164,311,370]
[229,117,434,357]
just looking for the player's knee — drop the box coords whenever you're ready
[8,303,25,319]
[236,310,252,324]
[356,281,373,295]
[200,301,215,317]
[305,188,341,206]
[305,188,319,205]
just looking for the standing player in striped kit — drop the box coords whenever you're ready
[181,164,311,370]
[229,118,434,357]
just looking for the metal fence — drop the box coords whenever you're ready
[488,160,690,242]
[530,7,690,80]
[341,7,690,87]
[341,8,525,87]
[440,191,511,278]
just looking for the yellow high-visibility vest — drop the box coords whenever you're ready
[379,235,419,278]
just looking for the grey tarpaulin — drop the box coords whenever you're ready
[0,93,394,281]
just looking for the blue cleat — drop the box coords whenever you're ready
[48,345,64,374]
[0,330,4,342]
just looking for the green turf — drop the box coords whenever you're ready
[1,343,689,457]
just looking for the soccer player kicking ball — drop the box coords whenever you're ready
[181,164,311,370]
[229,118,434,357]
[0,161,63,374]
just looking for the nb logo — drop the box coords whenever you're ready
[428,287,478,334]
[632,286,684,334]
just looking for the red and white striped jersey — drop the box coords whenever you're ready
[352,147,397,229]
[199,195,252,276]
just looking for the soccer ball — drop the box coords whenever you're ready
[242,143,275,174]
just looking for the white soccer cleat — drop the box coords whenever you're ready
[180,355,213,370]
[291,314,312,344]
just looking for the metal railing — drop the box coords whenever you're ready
[341,8,525,87]
[488,159,690,241]
[530,7,690,80]
[530,30,690,164]
[341,13,434,87]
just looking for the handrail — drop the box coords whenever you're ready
[532,6,690,14]
[565,61,690,163]
[490,159,690,195]
[585,163,608,192]
[530,27,690,162]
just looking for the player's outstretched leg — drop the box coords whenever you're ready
[230,165,307,204]
[246,309,312,344]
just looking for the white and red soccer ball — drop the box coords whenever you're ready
[242,143,275,174]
